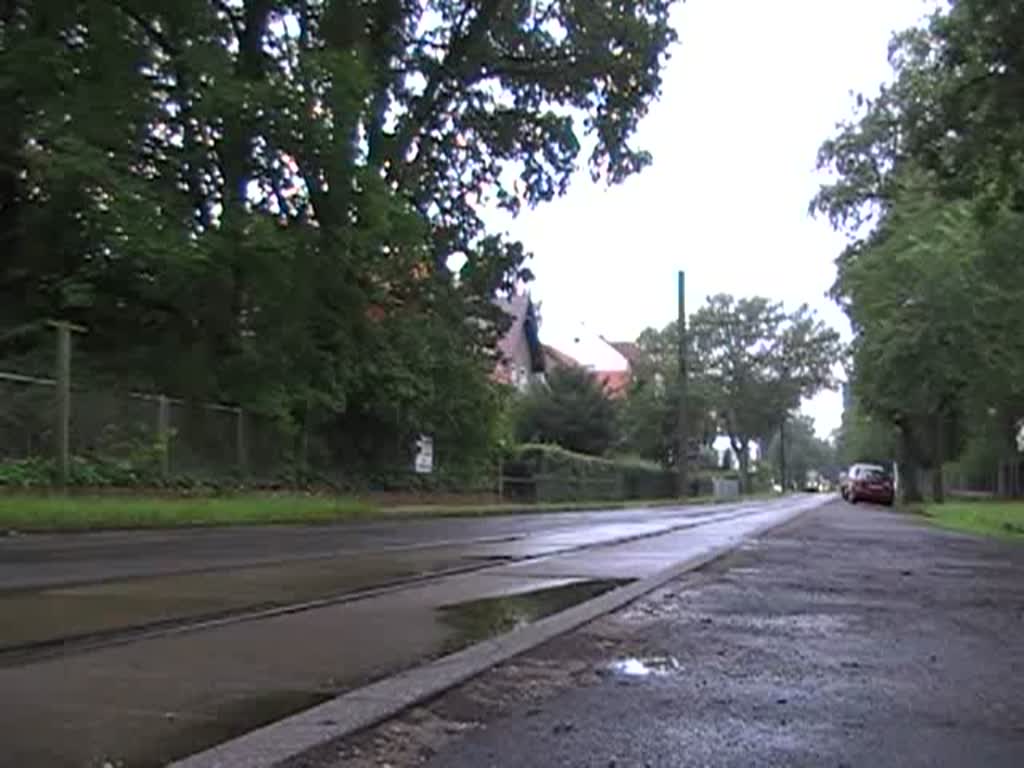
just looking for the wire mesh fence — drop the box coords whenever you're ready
[0,366,484,492]
[0,371,284,484]
[0,373,53,462]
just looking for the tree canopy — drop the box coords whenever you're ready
[813,0,1024,499]
[689,294,841,489]
[0,1,679,475]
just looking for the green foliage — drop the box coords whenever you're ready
[813,1,1024,499]
[1,1,679,479]
[513,368,620,456]
[762,414,838,486]
[835,400,898,468]
[690,294,841,489]
[619,321,715,466]
[0,457,53,487]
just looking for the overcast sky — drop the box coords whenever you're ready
[488,0,936,437]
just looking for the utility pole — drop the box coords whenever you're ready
[677,270,688,498]
[779,414,787,491]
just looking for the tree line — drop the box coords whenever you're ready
[813,0,1024,501]
[514,293,840,493]
[0,1,677,479]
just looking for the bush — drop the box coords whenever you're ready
[503,443,676,503]
[0,457,54,487]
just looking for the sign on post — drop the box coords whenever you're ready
[413,434,434,474]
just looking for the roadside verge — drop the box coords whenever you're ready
[0,492,769,533]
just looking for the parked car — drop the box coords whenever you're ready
[846,463,894,506]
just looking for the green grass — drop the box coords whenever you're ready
[0,494,378,532]
[0,490,780,532]
[921,501,1024,540]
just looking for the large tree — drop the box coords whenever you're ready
[689,294,840,491]
[812,0,1024,499]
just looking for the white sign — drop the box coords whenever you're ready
[413,434,434,474]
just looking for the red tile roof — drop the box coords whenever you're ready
[597,370,631,398]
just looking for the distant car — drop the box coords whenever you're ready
[846,463,894,506]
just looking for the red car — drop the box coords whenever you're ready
[847,463,895,506]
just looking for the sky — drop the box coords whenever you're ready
[488,0,937,438]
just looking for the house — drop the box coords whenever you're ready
[541,344,581,372]
[542,322,640,398]
[493,294,546,392]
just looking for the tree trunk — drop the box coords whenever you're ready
[737,442,750,495]
[931,464,945,504]
[897,428,923,503]
[931,412,945,504]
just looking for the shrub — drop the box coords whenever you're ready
[503,443,676,502]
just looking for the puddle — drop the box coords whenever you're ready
[437,579,629,651]
[608,655,682,677]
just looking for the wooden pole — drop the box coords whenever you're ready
[157,395,171,480]
[236,407,248,478]
[49,321,86,488]
[779,414,787,491]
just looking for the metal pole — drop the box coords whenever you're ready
[677,270,688,498]
[779,414,787,491]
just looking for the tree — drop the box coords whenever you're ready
[620,321,715,466]
[0,1,679,476]
[514,367,619,456]
[763,414,837,488]
[811,1,1024,500]
[690,295,841,492]
[834,399,898,469]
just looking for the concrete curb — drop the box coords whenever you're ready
[170,496,830,768]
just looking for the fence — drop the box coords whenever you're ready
[0,369,292,485]
[0,325,693,501]
[944,459,1024,499]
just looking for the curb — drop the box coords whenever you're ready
[170,497,828,768]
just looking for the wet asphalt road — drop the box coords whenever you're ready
[0,497,818,767]
[322,500,1024,768]
[1,501,767,589]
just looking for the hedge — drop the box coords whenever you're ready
[502,443,678,503]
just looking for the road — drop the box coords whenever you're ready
[324,500,1024,768]
[0,495,824,767]
[1,501,784,589]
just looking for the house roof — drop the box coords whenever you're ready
[607,340,643,366]
[542,344,580,370]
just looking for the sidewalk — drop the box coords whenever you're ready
[305,500,1024,768]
